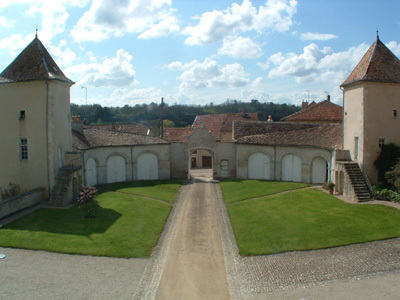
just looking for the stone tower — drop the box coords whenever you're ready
[341,35,400,184]
[0,35,74,198]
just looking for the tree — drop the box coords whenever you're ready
[374,143,400,185]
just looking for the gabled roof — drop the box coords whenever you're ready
[341,36,400,87]
[281,99,342,123]
[0,35,74,84]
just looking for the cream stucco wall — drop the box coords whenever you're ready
[0,81,49,195]
[343,82,400,183]
[83,144,170,185]
[236,144,332,183]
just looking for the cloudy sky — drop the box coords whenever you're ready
[1,0,400,107]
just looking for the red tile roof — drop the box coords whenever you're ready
[234,121,319,139]
[0,36,73,84]
[236,123,342,149]
[163,127,193,142]
[88,123,151,135]
[281,99,342,123]
[193,112,258,141]
[341,37,400,87]
[72,127,168,150]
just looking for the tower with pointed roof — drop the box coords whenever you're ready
[341,34,400,184]
[0,35,75,198]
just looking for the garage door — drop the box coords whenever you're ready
[107,155,126,183]
[312,157,327,184]
[282,154,302,182]
[86,158,97,186]
[138,153,159,180]
[248,153,271,180]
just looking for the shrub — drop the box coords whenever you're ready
[372,185,400,203]
[0,183,21,200]
[374,143,400,185]
[77,185,98,218]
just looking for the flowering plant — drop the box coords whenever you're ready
[77,185,98,218]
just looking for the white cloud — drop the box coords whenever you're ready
[71,0,179,42]
[301,32,338,41]
[176,58,250,92]
[182,0,297,46]
[266,42,370,85]
[49,44,76,67]
[387,41,400,58]
[253,77,264,86]
[241,89,269,102]
[65,49,137,87]
[0,34,34,58]
[218,35,262,58]
[0,16,15,28]
[108,87,162,106]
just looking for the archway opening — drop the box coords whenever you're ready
[189,148,213,179]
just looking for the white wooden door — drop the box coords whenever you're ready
[221,160,229,177]
[248,153,271,180]
[107,155,126,183]
[282,154,302,182]
[312,157,327,184]
[138,153,159,180]
[86,158,97,186]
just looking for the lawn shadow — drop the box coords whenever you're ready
[97,179,183,193]
[3,204,122,237]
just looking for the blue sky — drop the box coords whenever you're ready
[1,0,400,107]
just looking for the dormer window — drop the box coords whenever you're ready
[19,110,25,120]
[393,110,398,118]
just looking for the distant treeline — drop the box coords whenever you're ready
[70,99,300,134]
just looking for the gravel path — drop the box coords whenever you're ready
[0,247,148,300]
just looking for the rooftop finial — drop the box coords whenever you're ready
[376,29,379,41]
[35,24,38,38]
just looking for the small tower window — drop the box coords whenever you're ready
[19,110,25,120]
[20,137,28,160]
[379,138,386,148]
[393,110,398,118]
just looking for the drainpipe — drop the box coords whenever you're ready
[273,146,277,180]
[131,145,134,180]
[82,150,86,186]
[341,86,345,150]
[45,81,51,197]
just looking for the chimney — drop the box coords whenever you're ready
[71,115,83,134]
[267,115,273,122]
[302,101,308,109]
[327,95,331,102]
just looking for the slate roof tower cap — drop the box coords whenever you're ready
[0,35,74,85]
[341,35,400,87]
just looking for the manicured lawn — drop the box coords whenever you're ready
[221,181,400,256]
[0,180,182,257]
[220,179,309,204]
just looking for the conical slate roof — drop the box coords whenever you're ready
[341,36,400,87]
[0,35,74,84]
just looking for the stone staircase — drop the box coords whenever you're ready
[49,168,75,207]
[344,163,372,202]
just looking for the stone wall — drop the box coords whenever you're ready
[0,187,44,220]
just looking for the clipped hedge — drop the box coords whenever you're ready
[372,186,400,203]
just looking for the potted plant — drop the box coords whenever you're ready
[326,182,335,194]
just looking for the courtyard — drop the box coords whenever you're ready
[1,179,400,299]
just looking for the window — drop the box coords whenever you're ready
[20,138,28,160]
[379,138,386,148]
[19,110,25,120]
[393,110,398,118]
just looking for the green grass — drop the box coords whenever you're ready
[0,180,182,257]
[220,179,309,203]
[99,180,182,204]
[222,181,400,256]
